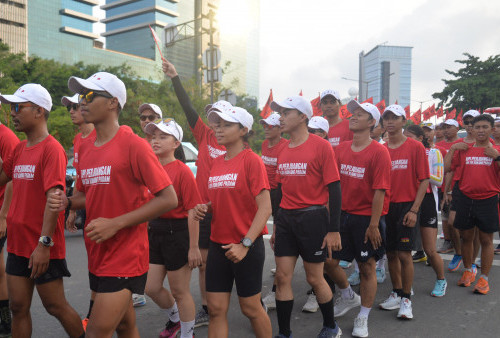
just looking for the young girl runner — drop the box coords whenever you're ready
[193,106,272,338]
[144,118,203,338]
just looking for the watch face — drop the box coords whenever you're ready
[42,237,51,245]
[242,238,252,247]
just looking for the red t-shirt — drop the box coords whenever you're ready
[277,134,340,209]
[336,140,391,216]
[190,117,226,203]
[0,124,19,205]
[207,149,269,244]
[158,160,201,219]
[76,126,172,277]
[73,129,96,171]
[2,136,67,259]
[385,137,430,203]
[261,138,287,189]
[452,145,500,199]
[328,119,353,148]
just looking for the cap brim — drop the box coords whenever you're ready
[346,100,362,114]
[207,111,239,125]
[0,94,28,104]
[61,95,79,106]
[204,104,213,114]
[270,100,295,113]
[68,76,105,94]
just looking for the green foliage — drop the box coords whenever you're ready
[432,53,500,111]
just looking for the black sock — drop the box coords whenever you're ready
[318,298,336,329]
[79,334,85,338]
[0,299,8,309]
[393,288,403,297]
[272,284,277,292]
[324,273,336,294]
[86,300,94,319]
[401,292,411,300]
[276,299,293,337]
[202,304,208,313]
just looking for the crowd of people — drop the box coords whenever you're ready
[0,56,499,338]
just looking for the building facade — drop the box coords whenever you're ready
[0,0,28,55]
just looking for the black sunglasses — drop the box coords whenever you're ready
[66,103,79,112]
[79,91,113,104]
[10,103,36,113]
[140,114,159,122]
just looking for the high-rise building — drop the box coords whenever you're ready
[0,0,28,55]
[359,45,412,108]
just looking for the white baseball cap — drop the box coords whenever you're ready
[139,103,163,119]
[494,118,500,123]
[463,110,480,119]
[421,122,435,130]
[144,118,183,141]
[204,100,233,115]
[308,116,329,134]
[68,72,126,109]
[0,83,52,112]
[383,104,406,118]
[61,93,80,107]
[271,96,313,119]
[320,89,341,101]
[347,100,381,127]
[444,119,459,128]
[208,106,254,131]
[259,113,281,127]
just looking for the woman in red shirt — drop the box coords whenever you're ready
[194,106,272,338]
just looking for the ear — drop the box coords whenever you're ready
[239,126,249,137]
[34,106,45,119]
[173,140,181,149]
[109,97,120,113]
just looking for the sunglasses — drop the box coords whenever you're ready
[10,103,36,113]
[66,103,79,112]
[79,91,113,104]
[308,128,324,134]
[140,114,159,122]
[262,124,278,130]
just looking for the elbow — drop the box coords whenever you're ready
[161,186,178,213]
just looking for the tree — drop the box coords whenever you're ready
[432,53,500,111]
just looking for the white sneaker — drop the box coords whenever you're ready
[132,293,146,307]
[379,291,401,310]
[397,297,413,319]
[302,293,319,313]
[262,291,276,310]
[271,268,276,275]
[334,292,361,317]
[352,315,368,337]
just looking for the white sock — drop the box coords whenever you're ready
[358,306,371,318]
[480,274,489,281]
[180,319,195,337]
[164,302,180,323]
[353,260,359,273]
[376,255,386,269]
[340,286,354,299]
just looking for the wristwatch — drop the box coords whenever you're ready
[240,237,253,248]
[39,236,54,247]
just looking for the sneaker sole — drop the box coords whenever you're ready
[413,258,427,263]
[448,262,462,272]
[133,301,146,307]
[431,292,445,297]
[473,288,489,295]
[352,330,368,338]
[302,308,319,313]
[438,248,454,254]
[194,321,209,328]
[379,304,400,310]
[457,281,473,287]
[397,314,413,320]
[335,302,361,317]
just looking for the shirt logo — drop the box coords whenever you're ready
[74,152,79,164]
[81,165,111,185]
[340,164,365,179]
[208,145,226,159]
[329,137,340,146]
[261,155,278,166]
[278,162,308,176]
[208,173,238,189]
[391,159,408,170]
[13,164,36,180]
[361,251,368,257]
[465,156,493,166]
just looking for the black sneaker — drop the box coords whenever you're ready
[0,306,11,338]
[412,251,427,263]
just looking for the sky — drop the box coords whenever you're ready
[257,0,500,111]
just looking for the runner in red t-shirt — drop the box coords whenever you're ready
[271,95,342,337]
[379,105,430,320]
[48,72,177,337]
[143,118,202,338]
[327,100,390,337]
[493,118,500,145]
[192,106,272,338]
[446,114,500,294]
[321,89,353,147]
[435,122,445,143]
[308,116,330,140]
[0,84,84,337]
[162,58,227,325]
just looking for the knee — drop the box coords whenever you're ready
[170,285,189,302]
[116,319,134,335]
[306,274,322,288]
[207,299,228,318]
[397,251,412,263]
[386,251,397,260]
[145,281,163,298]
[240,302,261,319]
[275,270,292,287]
[9,299,29,316]
[42,300,67,318]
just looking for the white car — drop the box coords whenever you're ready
[182,142,198,177]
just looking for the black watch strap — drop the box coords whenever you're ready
[66,198,72,212]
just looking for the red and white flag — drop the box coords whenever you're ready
[260,89,273,118]
[149,25,165,61]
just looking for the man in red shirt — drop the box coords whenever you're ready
[445,114,500,294]
[139,103,162,134]
[321,89,353,148]
[379,105,430,320]
[0,84,84,337]
[328,100,391,337]
[271,95,342,338]
[435,123,445,143]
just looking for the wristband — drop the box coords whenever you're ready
[409,210,418,215]
[66,198,72,212]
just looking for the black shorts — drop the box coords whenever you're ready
[206,237,264,297]
[420,193,438,228]
[148,218,189,271]
[332,212,386,263]
[450,181,461,212]
[6,253,71,284]
[453,194,499,233]
[385,202,418,252]
[438,190,443,208]
[89,272,148,294]
[199,213,212,249]
[270,188,281,220]
[0,235,6,251]
[274,207,328,263]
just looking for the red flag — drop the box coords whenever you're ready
[149,25,165,61]
[375,99,386,113]
[260,89,273,118]
[310,96,323,116]
[429,104,436,117]
[456,109,464,127]
[446,108,456,120]
[422,106,431,121]
[363,97,374,104]
[436,106,444,117]
[404,105,411,119]
[299,90,303,96]
[340,104,351,119]
[410,109,422,124]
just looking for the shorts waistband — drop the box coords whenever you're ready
[149,218,188,233]
[282,205,326,213]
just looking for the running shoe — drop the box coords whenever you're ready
[379,291,401,310]
[397,298,413,319]
[317,325,342,338]
[448,254,462,272]
[438,232,445,239]
[352,315,368,338]
[412,251,427,263]
[339,260,352,269]
[334,292,361,317]
[159,320,180,338]
[262,291,276,310]
[194,308,209,328]
[271,268,276,275]
[472,264,478,276]
[457,270,476,287]
[347,270,360,286]
[376,268,386,284]
[475,259,481,268]
[81,318,89,332]
[132,293,146,307]
[495,244,500,254]
[473,277,490,295]
[302,292,319,313]
[438,240,454,254]
[431,279,447,297]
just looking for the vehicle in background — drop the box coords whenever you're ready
[182,142,198,177]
